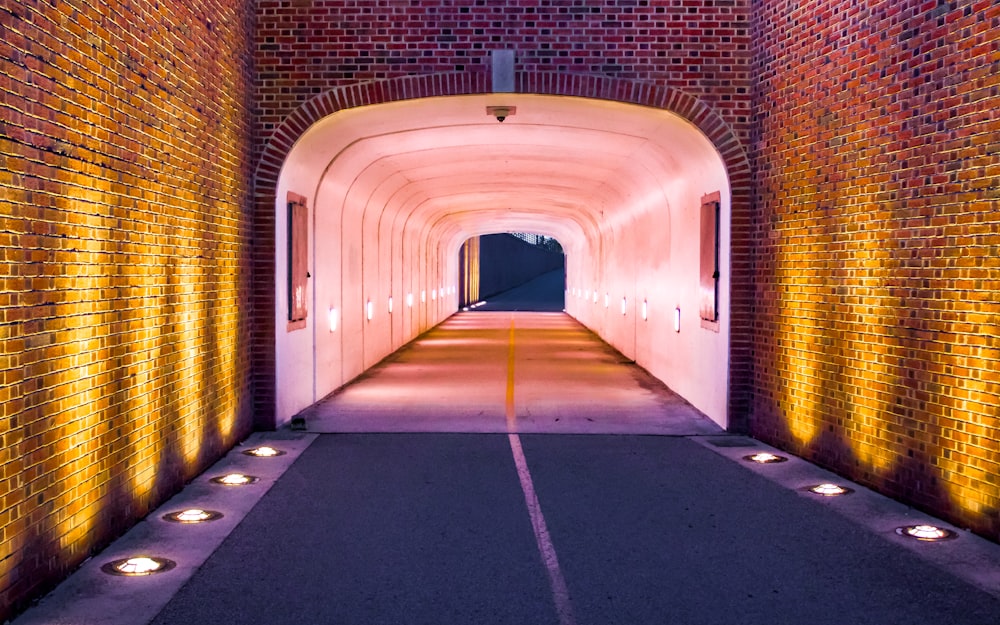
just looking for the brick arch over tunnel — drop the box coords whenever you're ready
[252,72,752,431]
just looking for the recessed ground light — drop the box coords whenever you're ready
[102,556,176,576]
[210,473,259,485]
[163,509,224,523]
[242,446,285,457]
[743,452,788,464]
[807,483,853,496]
[896,524,958,541]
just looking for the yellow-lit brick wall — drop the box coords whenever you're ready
[0,0,255,618]
[751,0,1000,539]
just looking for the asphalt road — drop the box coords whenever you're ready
[151,434,1000,625]
[477,268,566,312]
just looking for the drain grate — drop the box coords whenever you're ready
[703,436,758,448]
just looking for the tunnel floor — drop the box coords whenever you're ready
[301,311,722,435]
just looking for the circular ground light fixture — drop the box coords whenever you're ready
[102,556,176,576]
[242,446,285,458]
[163,508,224,523]
[895,524,958,542]
[806,483,854,497]
[743,452,788,464]
[210,473,259,486]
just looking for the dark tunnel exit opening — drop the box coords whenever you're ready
[459,233,566,312]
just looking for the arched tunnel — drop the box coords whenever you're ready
[274,94,732,429]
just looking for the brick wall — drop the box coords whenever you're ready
[0,0,256,618]
[256,0,752,145]
[252,0,755,429]
[751,0,1000,539]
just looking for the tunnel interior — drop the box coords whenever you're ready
[274,94,732,428]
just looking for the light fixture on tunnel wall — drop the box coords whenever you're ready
[674,306,681,332]
[421,290,426,303]
[604,293,609,308]
[621,296,627,316]
[743,452,788,464]
[895,524,958,541]
[592,290,598,304]
[366,300,374,321]
[407,293,414,307]
[431,289,437,301]
[388,296,394,314]
[102,556,176,576]
[328,307,338,332]
[642,299,648,321]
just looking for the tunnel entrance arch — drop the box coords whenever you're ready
[253,73,752,432]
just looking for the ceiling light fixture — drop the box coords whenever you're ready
[486,105,516,122]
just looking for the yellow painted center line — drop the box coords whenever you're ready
[506,317,517,430]
[505,315,576,625]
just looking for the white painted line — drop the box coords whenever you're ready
[508,433,576,625]
[506,317,576,625]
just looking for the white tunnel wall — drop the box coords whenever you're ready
[274,94,732,429]
[565,162,731,426]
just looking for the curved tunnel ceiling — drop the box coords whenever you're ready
[287,93,726,259]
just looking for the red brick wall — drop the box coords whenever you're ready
[0,0,256,617]
[252,0,756,428]
[256,0,752,143]
[751,0,1000,539]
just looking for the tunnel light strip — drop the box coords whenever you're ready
[421,290,426,303]
[674,307,681,332]
[328,307,338,332]
[642,299,648,321]
[388,296,393,314]
[621,297,627,316]
[366,300,374,321]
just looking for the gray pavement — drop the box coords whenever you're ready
[304,311,719,435]
[149,434,1000,625]
[475,268,565,312]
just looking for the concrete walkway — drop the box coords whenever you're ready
[302,311,720,435]
[13,311,1000,625]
